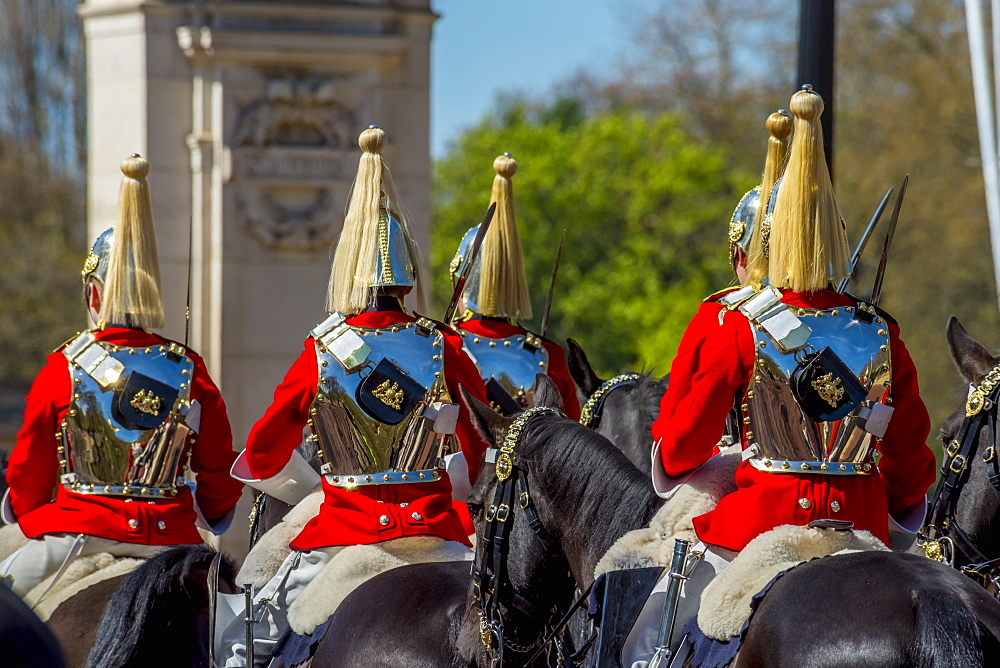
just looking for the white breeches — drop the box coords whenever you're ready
[217,546,341,668]
[0,533,167,601]
[622,543,737,668]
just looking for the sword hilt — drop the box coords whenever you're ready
[652,538,692,663]
[243,583,255,668]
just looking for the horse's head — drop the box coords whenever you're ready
[456,374,662,664]
[456,375,578,664]
[567,338,667,471]
[940,316,1000,556]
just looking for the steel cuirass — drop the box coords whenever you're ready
[308,313,459,487]
[460,330,549,409]
[59,332,194,498]
[729,287,893,476]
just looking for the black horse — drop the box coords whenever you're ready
[305,375,663,667]
[566,338,667,472]
[0,583,65,667]
[329,359,1000,667]
[45,544,237,668]
[735,316,1000,667]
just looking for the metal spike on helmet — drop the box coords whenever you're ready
[449,153,532,321]
[326,126,426,314]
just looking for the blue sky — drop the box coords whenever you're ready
[430,0,625,157]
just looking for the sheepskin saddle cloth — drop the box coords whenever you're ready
[595,451,739,577]
[0,523,142,620]
[31,552,143,620]
[696,524,888,641]
[237,489,473,635]
[237,489,325,591]
[286,536,472,635]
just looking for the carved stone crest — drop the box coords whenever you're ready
[232,75,360,250]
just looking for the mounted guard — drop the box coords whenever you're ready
[621,87,936,667]
[219,126,490,667]
[0,155,242,601]
[449,153,580,419]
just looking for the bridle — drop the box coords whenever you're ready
[579,373,644,429]
[919,363,1000,595]
[470,407,582,666]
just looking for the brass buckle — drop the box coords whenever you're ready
[950,455,967,474]
[495,503,510,522]
[985,446,996,463]
[946,439,961,458]
[485,505,497,522]
[519,491,530,509]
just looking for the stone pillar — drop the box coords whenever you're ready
[80,0,436,553]
[80,0,435,439]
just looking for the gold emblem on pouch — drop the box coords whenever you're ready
[373,379,404,410]
[129,389,162,415]
[811,373,844,408]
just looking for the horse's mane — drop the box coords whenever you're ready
[86,544,236,668]
[518,412,663,583]
[623,371,667,423]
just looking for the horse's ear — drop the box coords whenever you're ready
[533,373,565,413]
[459,386,510,446]
[566,338,603,396]
[947,316,997,384]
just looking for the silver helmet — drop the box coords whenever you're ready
[371,209,416,288]
[728,186,761,259]
[81,228,115,285]
[448,225,484,313]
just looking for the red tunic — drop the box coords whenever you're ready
[652,289,936,552]
[243,311,490,550]
[7,328,243,545]
[456,319,581,420]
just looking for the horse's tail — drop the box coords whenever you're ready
[85,544,233,668]
[912,584,1000,667]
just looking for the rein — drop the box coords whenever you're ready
[471,407,579,666]
[579,373,644,429]
[919,364,1000,592]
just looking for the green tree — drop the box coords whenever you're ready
[432,98,754,375]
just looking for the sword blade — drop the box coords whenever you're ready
[539,229,566,337]
[870,175,908,305]
[443,202,497,325]
[838,187,892,293]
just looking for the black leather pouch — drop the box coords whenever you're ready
[357,358,426,424]
[790,346,867,422]
[113,372,177,430]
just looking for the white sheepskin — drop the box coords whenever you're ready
[30,552,143,621]
[286,536,472,635]
[237,489,324,590]
[0,524,29,562]
[594,452,739,577]
[696,524,887,640]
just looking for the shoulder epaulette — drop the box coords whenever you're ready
[62,332,125,389]
[53,332,84,353]
[703,286,741,304]
[737,285,813,353]
[412,313,447,337]
[844,294,899,326]
[310,312,370,372]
